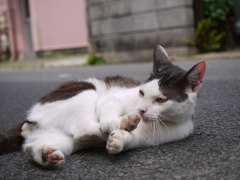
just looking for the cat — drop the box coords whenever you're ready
[0,45,206,168]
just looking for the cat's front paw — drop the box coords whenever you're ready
[106,130,124,154]
[120,112,140,132]
[100,121,120,134]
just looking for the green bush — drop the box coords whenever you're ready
[87,50,106,65]
[204,0,234,26]
[183,19,226,52]
[184,0,234,52]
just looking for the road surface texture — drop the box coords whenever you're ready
[0,59,239,179]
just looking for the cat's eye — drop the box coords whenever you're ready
[156,97,168,103]
[139,90,144,96]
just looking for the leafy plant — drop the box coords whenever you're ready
[183,19,226,52]
[203,0,234,26]
[87,50,106,65]
[183,0,234,52]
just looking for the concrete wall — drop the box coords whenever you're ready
[87,0,195,62]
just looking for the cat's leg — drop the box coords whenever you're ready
[107,120,194,154]
[97,97,124,133]
[73,112,141,151]
[73,121,108,150]
[106,129,137,154]
[120,112,140,132]
[106,117,155,154]
[23,128,74,167]
[105,115,144,155]
[97,94,141,133]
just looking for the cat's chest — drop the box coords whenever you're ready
[104,87,140,112]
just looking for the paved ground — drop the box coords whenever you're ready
[0,59,239,179]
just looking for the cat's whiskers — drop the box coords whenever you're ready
[157,114,170,135]
[147,113,170,136]
[147,114,164,142]
[151,121,159,144]
[155,120,163,141]
[151,122,156,142]
[158,113,171,121]
[159,120,170,135]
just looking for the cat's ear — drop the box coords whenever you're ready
[153,45,171,73]
[184,61,206,93]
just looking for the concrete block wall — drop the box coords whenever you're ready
[86,0,195,62]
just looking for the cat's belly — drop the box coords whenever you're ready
[26,90,100,136]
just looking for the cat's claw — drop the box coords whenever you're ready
[120,112,140,132]
[41,147,65,167]
[106,130,124,154]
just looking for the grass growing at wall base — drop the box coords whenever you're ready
[0,60,44,70]
[86,50,106,65]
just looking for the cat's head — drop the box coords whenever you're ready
[137,45,206,124]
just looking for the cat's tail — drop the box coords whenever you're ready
[0,121,26,155]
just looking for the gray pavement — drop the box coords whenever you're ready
[0,59,240,179]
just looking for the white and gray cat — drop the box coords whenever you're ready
[0,45,206,167]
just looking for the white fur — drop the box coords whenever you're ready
[22,78,198,167]
[106,80,196,154]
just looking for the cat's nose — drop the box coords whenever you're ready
[138,109,147,115]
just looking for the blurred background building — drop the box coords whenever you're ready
[0,0,88,61]
[87,0,196,63]
[0,0,237,62]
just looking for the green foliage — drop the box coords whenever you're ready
[87,50,106,65]
[44,51,54,59]
[183,19,226,52]
[205,30,226,51]
[203,0,234,26]
[183,0,234,52]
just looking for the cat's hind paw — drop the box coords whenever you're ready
[106,130,124,154]
[24,145,65,167]
[41,147,65,167]
[120,112,140,132]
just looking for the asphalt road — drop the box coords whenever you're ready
[0,59,239,179]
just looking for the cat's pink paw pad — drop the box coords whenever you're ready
[121,112,140,132]
[42,148,65,167]
[106,130,124,154]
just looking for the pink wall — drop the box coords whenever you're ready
[0,0,27,51]
[0,0,7,14]
[29,0,88,51]
[11,0,27,52]
[0,0,27,60]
